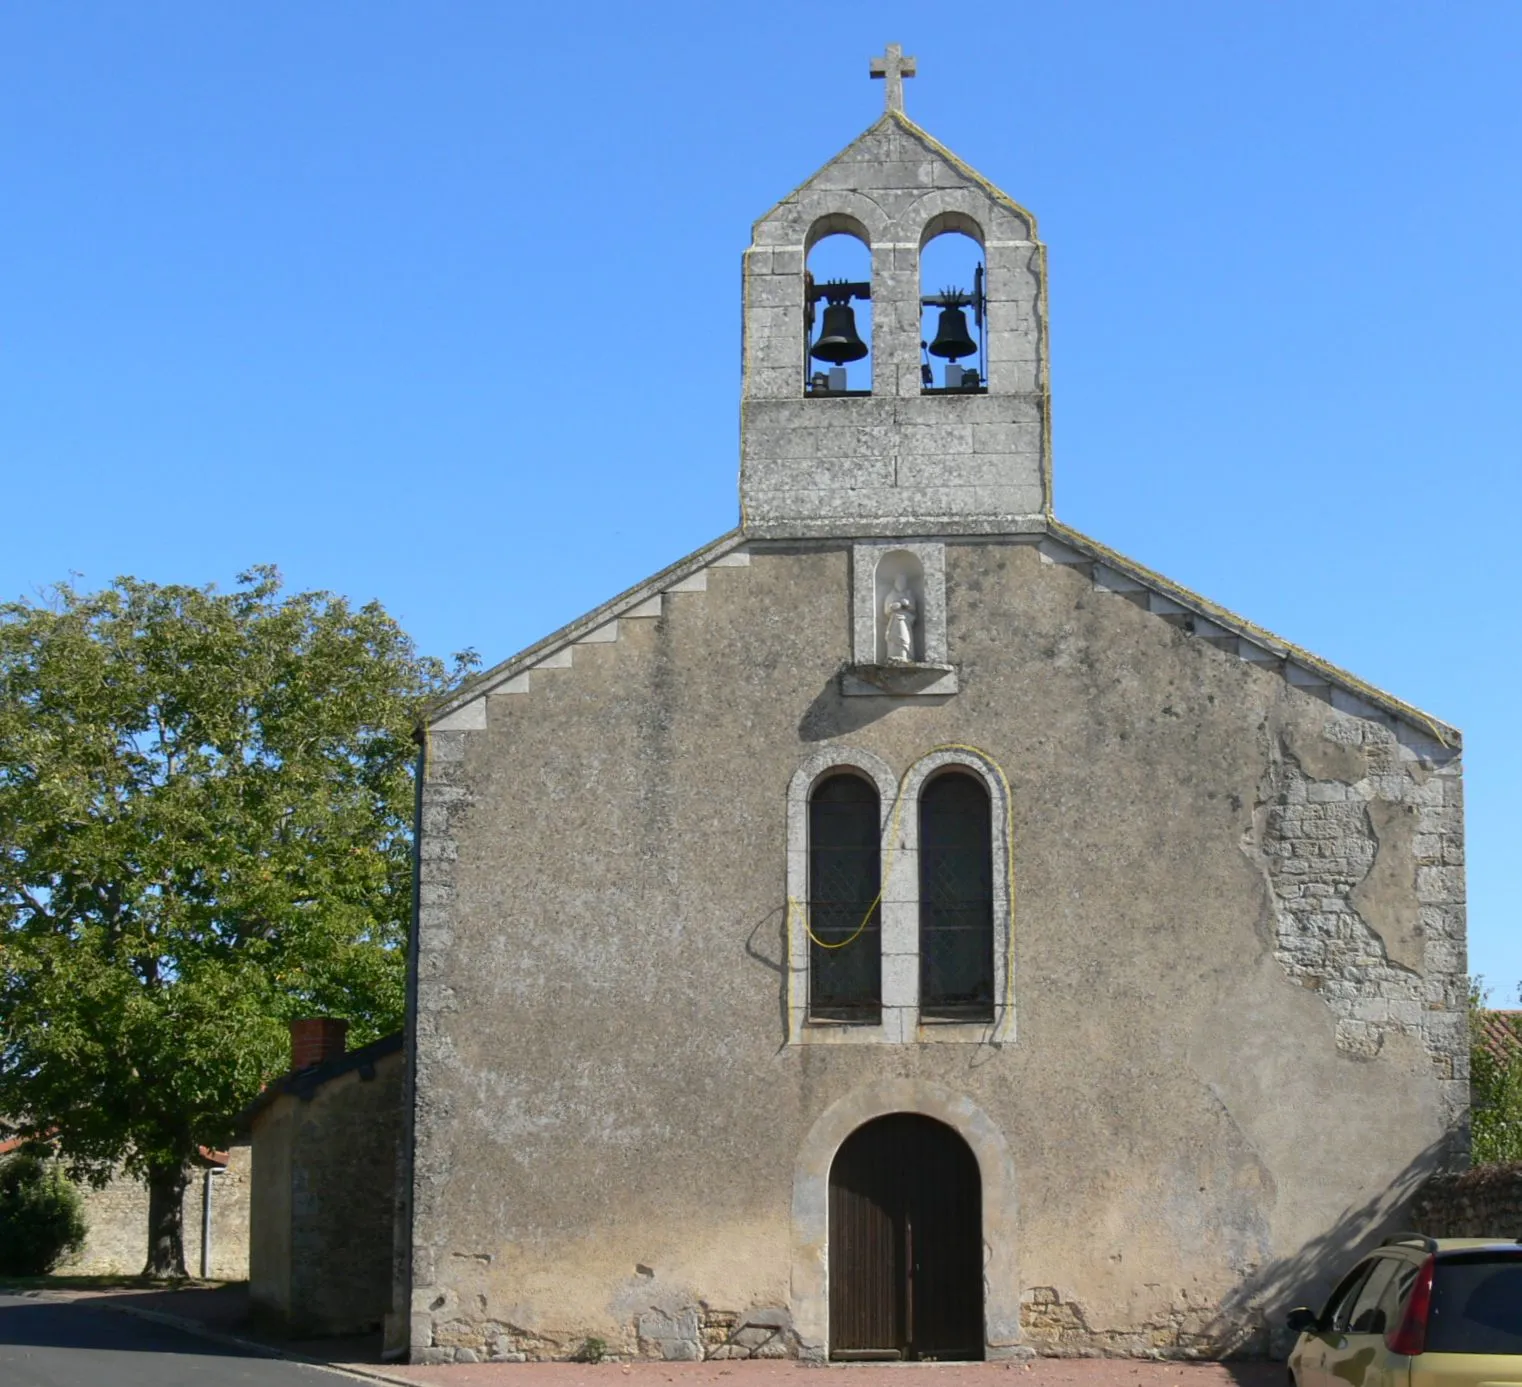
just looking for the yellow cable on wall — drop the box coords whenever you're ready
[790,743,1018,1026]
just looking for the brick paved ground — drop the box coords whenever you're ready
[367,1360,1285,1387]
[4,1284,1288,1387]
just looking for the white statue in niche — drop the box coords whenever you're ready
[883,573,918,663]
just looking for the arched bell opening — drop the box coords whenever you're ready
[919,219,986,395]
[828,1113,984,1361]
[805,219,873,397]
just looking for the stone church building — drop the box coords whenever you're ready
[398,49,1467,1365]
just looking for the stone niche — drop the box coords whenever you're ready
[843,541,957,697]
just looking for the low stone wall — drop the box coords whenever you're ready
[57,1145,250,1279]
[1411,1163,1522,1236]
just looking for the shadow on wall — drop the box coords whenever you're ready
[1409,1162,1522,1236]
[1206,1131,1457,1367]
[797,672,953,742]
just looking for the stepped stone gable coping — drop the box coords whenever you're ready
[1038,518,1460,752]
[421,519,1458,753]
[423,528,746,729]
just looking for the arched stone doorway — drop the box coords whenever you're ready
[790,1079,1022,1361]
[829,1114,983,1360]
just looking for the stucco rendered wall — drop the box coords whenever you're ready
[410,539,1465,1364]
[58,1145,250,1279]
[251,1050,404,1337]
[250,1101,295,1320]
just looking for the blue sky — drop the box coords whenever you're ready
[3,4,1518,993]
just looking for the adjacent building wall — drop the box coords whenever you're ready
[249,1041,404,1338]
[250,1101,295,1316]
[409,538,1466,1364]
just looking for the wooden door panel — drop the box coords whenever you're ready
[904,1118,983,1358]
[829,1114,984,1361]
[829,1122,902,1354]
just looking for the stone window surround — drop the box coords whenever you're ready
[785,745,1015,1046]
[789,1078,1024,1361]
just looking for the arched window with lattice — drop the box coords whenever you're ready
[917,771,994,1022]
[808,772,882,1023]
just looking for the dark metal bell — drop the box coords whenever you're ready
[810,302,869,364]
[928,305,976,361]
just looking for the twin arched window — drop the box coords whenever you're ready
[805,768,995,1026]
[803,218,987,398]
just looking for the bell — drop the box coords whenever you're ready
[928,305,976,361]
[810,302,868,364]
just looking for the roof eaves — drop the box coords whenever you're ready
[1045,518,1462,749]
[749,117,894,237]
[236,1030,404,1133]
[1479,1011,1522,1066]
[890,111,1042,238]
[424,528,745,726]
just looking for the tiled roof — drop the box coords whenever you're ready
[235,1029,403,1132]
[1477,1010,1522,1066]
[0,1134,235,1165]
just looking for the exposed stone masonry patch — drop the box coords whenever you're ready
[701,1307,798,1360]
[1020,1286,1237,1359]
[413,1302,797,1365]
[1246,715,1466,1133]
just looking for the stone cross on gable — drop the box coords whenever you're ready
[869,43,917,115]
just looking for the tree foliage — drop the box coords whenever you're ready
[0,567,473,1272]
[1469,977,1522,1166]
[0,1149,87,1275]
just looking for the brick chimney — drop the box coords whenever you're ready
[290,1017,348,1072]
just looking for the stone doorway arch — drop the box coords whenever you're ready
[830,1113,983,1359]
[790,1079,1022,1360]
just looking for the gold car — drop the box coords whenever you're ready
[1287,1233,1522,1387]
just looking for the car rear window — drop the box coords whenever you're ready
[1427,1253,1522,1354]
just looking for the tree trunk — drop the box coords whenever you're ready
[143,1162,189,1278]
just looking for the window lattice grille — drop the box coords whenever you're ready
[918,772,994,1021]
[808,774,882,1023]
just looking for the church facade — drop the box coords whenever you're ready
[399,51,1466,1365]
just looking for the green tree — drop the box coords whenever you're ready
[0,1148,87,1275]
[0,568,473,1276]
[1469,977,1522,1166]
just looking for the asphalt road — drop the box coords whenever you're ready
[0,1293,359,1387]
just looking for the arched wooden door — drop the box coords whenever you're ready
[828,1113,984,1360]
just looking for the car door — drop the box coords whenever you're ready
[1324,1254,1403,1387]
[1298,1260,1380,1387]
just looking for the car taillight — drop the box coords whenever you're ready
[1387,1255,1436,1356]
